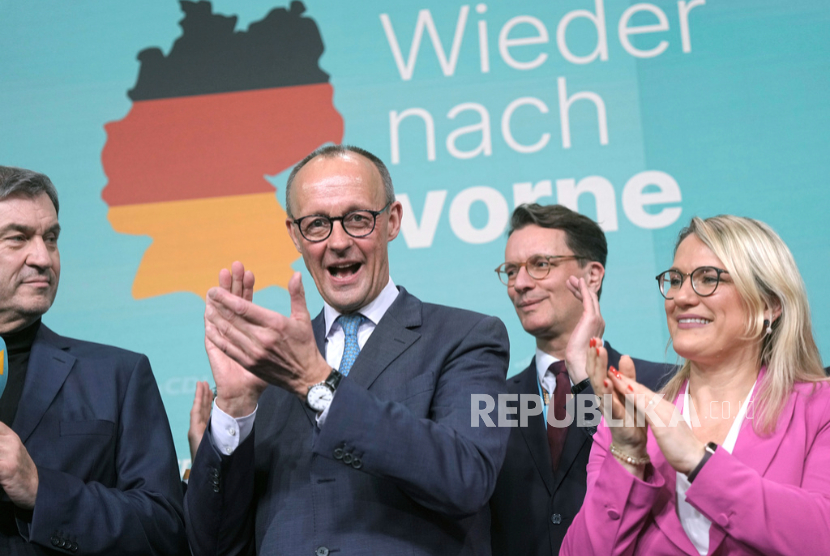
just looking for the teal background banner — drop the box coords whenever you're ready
[2,0,828,472]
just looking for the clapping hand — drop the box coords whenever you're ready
[187,380,214,461]
[586,341,648,457]
[564,276,605,384]
[204,262,267,417]
[605,365,706,475]
[205,266,330,405]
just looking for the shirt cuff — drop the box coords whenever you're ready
[315,391,337,427]
[210,401,256,456]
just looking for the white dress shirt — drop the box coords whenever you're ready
[209,278,399,456]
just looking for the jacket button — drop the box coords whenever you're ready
[351,457,362,469]
[550,513,562,525]
[70,542,79,552]
[717,513,729,527]
[607,509,621,520]
[315,546,329,556]
[51,536,60,547]
[343,453,353,465]
[333,448,344,460]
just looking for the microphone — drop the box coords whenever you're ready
[0,335,6,400]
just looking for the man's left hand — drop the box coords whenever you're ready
[204,271,331,399]
[0,422,38,509]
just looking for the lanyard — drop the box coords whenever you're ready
[536,375,550,424]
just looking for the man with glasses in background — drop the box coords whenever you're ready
[185,145,510,555]
[489,203,673,556]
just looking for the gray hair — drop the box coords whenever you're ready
[284,145,394,218]
[0,166,60,214]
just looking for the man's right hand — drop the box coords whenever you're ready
[205,261,267,418]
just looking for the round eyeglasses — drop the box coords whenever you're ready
[655,266,729,299]
[495,254,583,286]
[292,202,392,243]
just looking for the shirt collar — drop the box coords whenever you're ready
[535,347,559,384]
[324,277,399,337]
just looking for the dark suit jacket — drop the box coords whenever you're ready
[185,287,511,556]
[489,342,675,556]
[0,324,187,556]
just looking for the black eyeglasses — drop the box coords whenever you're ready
[495,255,583,286]
[655,266,730,299]
[292,202,392,243]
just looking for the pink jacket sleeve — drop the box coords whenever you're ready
[560,423,664,556]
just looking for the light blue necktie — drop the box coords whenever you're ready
[337,314,366,376]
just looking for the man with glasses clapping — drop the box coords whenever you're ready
[185,145,511,556]
[489,203,674,556]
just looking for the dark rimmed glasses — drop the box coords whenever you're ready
[495,255,583,286]
[292,202,392,243]
[656,266,730,299]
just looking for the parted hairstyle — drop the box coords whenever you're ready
[0,166,60,214]
[284,145,395,219]
[661,215,826,433]
[507,203,607,298]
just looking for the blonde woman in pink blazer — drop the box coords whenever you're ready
[562,215,830,555]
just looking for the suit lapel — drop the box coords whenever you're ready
[312,310,326,356]
[297,311,329,426]
[549,344,619,489]
[13,325,76,444]
[552,410,591,491]
[302,289,421,422]
[706,367,792,554]
[604,342,623,372]
[729,368,787,476]
[345,288,421,391]
[514,360,555,495]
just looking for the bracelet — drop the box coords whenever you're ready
[609,443,650,466]
[687,442,717,482]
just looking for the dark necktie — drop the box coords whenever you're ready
[546,360,570,473]
[337,314,366,376]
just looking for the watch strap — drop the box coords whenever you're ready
[687,442,717,482]
[325,369,344,391]
[571,378,591,395]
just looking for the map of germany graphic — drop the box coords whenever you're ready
[101,0,343,298]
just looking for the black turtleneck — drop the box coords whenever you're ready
[0,319,41,427]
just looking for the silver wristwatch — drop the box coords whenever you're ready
[306,369,344,412]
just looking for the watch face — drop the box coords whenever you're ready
[307,383,334,412]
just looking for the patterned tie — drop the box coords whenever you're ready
[546,361,570,473]
[337,314,366,376]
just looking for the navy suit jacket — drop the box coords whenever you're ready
[489,342,676,556]
[0,324,187,556]
[185,287,511,556]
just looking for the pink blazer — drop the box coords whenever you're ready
[561,374,830,555]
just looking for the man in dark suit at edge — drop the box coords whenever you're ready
[489,203,673,555]
[185,145,510,555]
[0,166,187,555]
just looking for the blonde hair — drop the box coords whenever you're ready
[661,215,826,433]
